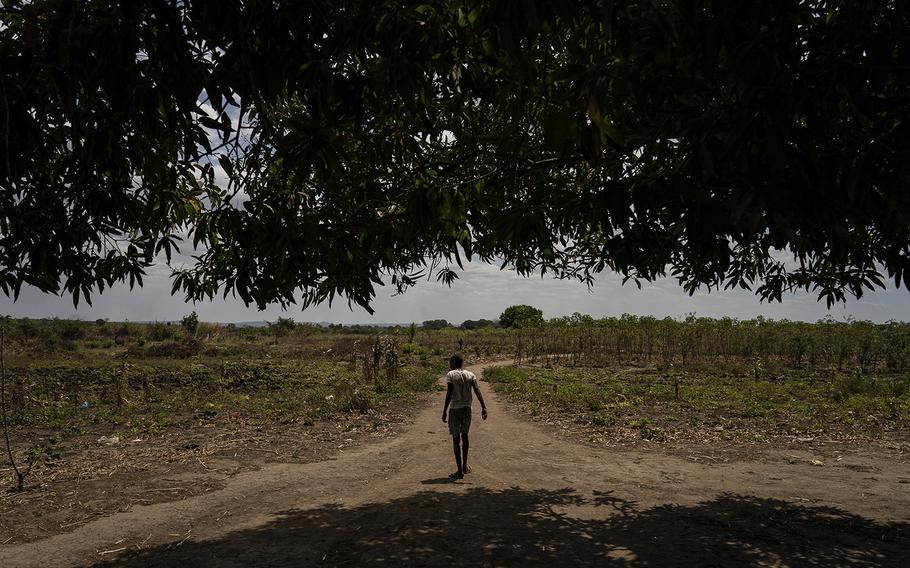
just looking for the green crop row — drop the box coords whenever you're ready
[2,358,440,434]
[484,364,910,440]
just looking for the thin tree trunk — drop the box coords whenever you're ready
[1,328,25,490]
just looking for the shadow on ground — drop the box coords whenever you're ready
[95,488,908,567]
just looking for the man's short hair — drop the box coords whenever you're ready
[449,354,463,369]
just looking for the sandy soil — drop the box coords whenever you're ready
[1,361,907,567]
[0,403,414,545]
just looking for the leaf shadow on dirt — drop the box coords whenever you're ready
[94,488,908,567]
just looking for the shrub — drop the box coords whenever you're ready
[832,373,879,402]
[16,318,38,339]
[640,425,666,441]
[56,319,84,341]
[130,340,201,359]
[181,311,199,336]
[401,342,425,356]
[147,322,178,341]
[590,411,616,427]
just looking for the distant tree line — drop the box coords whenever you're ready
[460,319,498,330]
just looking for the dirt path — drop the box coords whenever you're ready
[2,361,908,567]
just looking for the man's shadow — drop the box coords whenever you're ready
[420,477,473,485]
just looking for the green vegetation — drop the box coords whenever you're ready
[485,365,910,441]
[3,358,438,435]
[2,313,909,454]
[481,313,910,442]
[181,311,199,336]
[460,319,498,330]
[0,319,445,454]
[511,314,910,373]
[7,314,910,375]
[500,305,544,329]
[5,3,909,312]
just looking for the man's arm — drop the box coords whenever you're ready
[472,381,488,420]
[442,383,453,422]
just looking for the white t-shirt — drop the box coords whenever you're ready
[446,369,476,409]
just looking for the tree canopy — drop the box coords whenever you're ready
[500,305,544,328]
[461,319,498,330]
[2,1,909,312]
[422,319,452,330]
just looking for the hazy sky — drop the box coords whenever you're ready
[1,260,909,324]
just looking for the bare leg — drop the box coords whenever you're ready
[461,433,470,473]
[451,436,463,478]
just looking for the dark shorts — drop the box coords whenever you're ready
[448,406,472,436]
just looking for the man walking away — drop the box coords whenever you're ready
[441,354,488,480]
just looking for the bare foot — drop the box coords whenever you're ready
[463,465,472,474]
[448,471,464,480]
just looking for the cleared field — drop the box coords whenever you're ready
[0,320,447,544]
[3,358,438,434]
[2,315,909,554]
[484,365,910,445]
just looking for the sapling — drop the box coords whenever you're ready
[1,324,42,491]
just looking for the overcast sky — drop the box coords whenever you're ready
[1,261,908,324]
